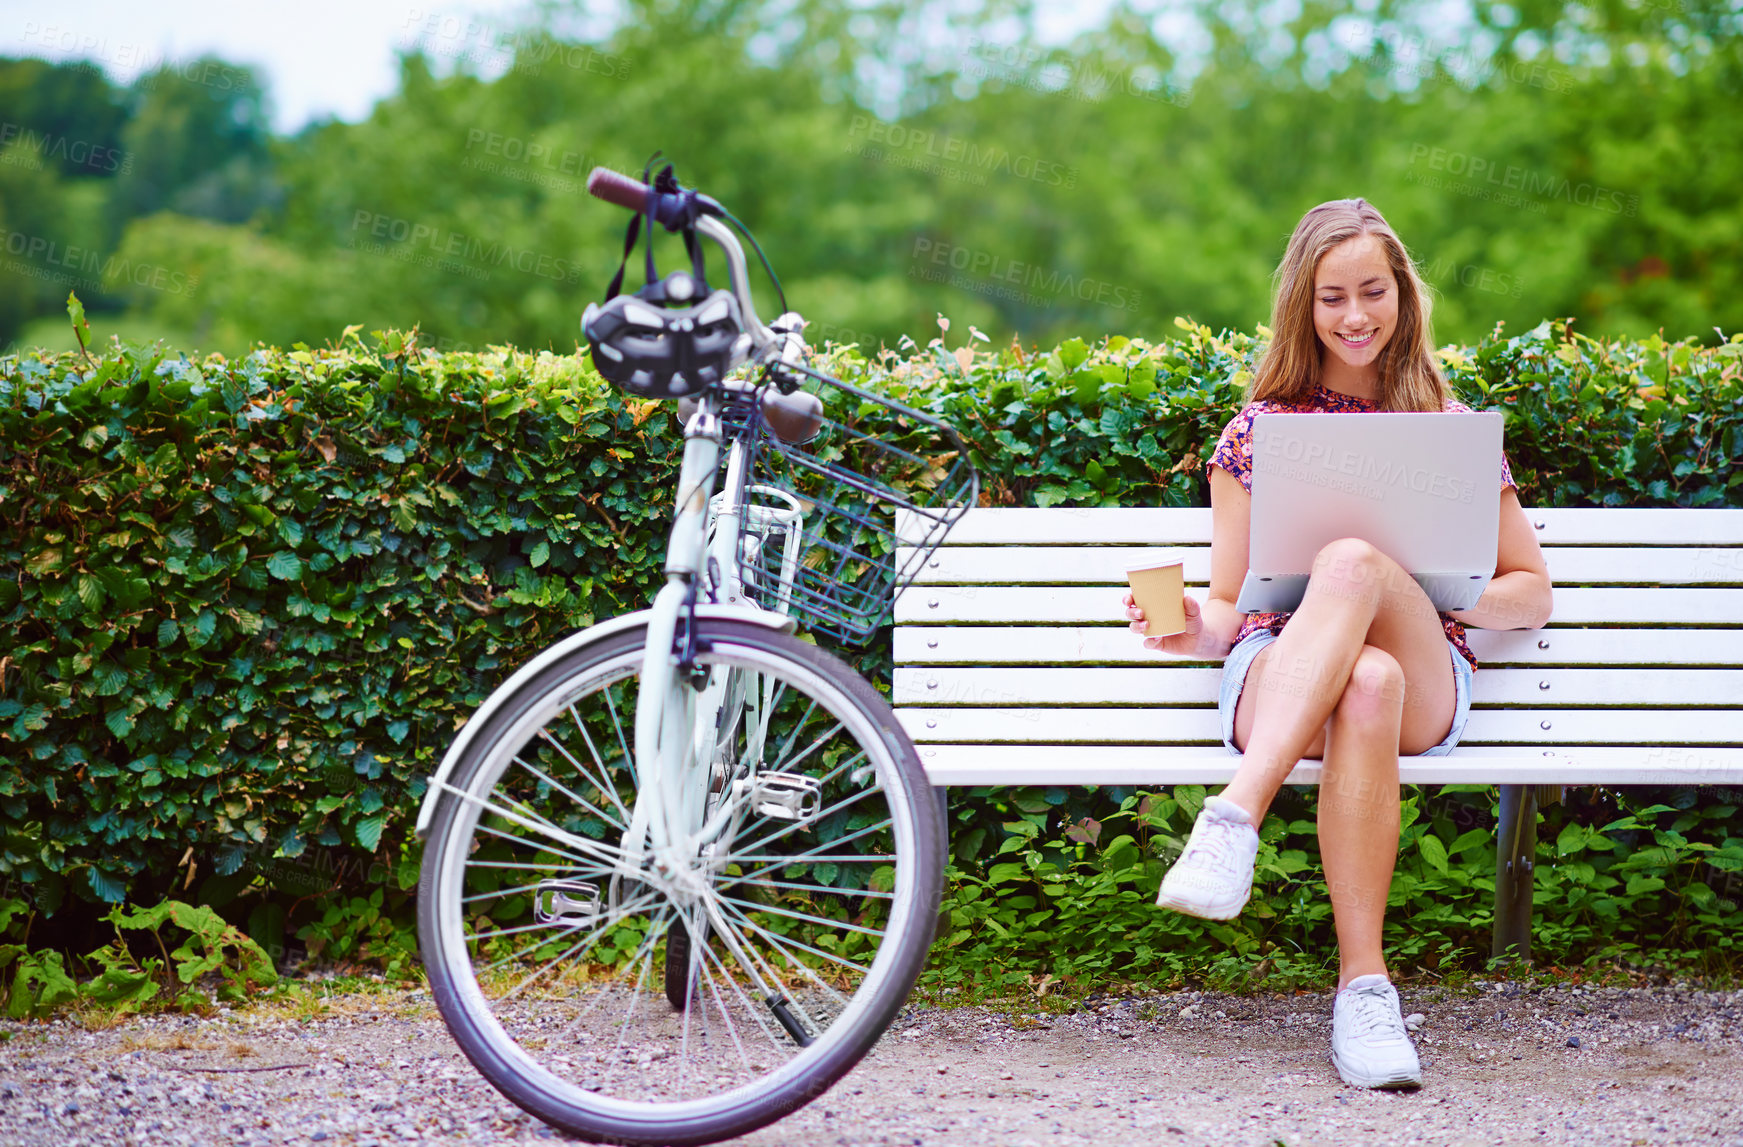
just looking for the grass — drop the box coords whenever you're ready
[3,934,1732,1034]
[907,947,1739,1017]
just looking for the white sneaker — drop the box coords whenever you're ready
[1154,795,1259,920]
[1331,974,1423,1089]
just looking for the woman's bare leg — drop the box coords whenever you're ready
[1319,646,1407,988]
[1218,538,1459,987]
[1222,537,1456,821]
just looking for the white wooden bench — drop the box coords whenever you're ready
[893,507,1743,960]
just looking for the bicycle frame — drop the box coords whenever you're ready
[417,171,966,1141]
[414,217,800,846]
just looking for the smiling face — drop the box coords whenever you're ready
[1312,233,1399,384]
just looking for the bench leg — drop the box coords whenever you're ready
[1491,783,1538,963]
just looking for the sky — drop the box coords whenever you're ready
[4,0,1135,134]
[5,0,551,133]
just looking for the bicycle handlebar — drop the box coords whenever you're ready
[586,166,721,227]
[586,166,781,359]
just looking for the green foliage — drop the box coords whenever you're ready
[6,1,1743,355]
[0,332,668,920]
[2,320,1740,989]
[0,894,276,1016]
[83,898,277,1013]
[293,840,421,980]
[0,938,79,1018]
[0,54,276,348]
[926,784,1743,995]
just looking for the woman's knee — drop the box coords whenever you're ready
[1336,645,1406,724]
[1308,537,1392,602]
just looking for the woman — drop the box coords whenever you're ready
[1123,198,1553,1089]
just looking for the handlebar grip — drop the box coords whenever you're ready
[586,167,652,212]
[588,166,713,229]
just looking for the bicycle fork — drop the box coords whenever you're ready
[600,409,819,1039]
[622,406,722,882]
[622,409,796,878]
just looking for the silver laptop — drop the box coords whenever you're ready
[1234,411,1503,614]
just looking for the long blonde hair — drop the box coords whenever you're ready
[1248,198,1449,412]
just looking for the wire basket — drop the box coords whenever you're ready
[734,366,979,645]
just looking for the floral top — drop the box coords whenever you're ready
[1209,384,1516,670]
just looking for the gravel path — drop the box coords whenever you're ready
[1,978,1740,1146]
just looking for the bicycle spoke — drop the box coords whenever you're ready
[706,903,826,1039]
[676,905,699,1099]
[550,708,637,825]
[528,735,632,831]
[438,778,627,868]
[462,857,616,875]
[715,896,859,1005]
[471,819,609,871]
[718,901,873,977]
[716,892,887,941]
[769,714,845,779]
[697,924,786,1056]
[460,872,610,908]
[761,678,809,760]
[734,876,893,901]
[599,689,637,790]
[731,818,896,882]
[610,940,657,1063]
[542,909,673,1053]
[697,954,756,1073]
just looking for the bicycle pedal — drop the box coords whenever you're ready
[534,880,602,925]
[748,773,823,822]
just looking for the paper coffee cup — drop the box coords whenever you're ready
[1125,550,1187,637]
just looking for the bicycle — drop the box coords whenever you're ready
[413,164,978,1145]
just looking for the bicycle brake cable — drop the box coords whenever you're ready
[714,205,788,321]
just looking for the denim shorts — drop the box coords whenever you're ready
[1218,629,1473,757]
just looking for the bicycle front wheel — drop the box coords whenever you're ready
[418,617,943,1146]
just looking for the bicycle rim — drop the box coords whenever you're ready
[419,618,941,1146]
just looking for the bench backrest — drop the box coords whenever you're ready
[893,507,1743,787]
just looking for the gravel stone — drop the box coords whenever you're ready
[0,982,1739,1145]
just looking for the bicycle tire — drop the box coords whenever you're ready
[418,617,943,1146]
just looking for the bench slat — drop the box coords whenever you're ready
[898,707,1743,745]
[895,585,1743,625]
[914,743,1743,786]
[894,625,1743,667]
[896,508,1743,797]
[906,546,1743,586]
[903,507,1743,546]
[894,667,1743,707]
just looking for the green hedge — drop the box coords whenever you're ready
[2,319,1741,981]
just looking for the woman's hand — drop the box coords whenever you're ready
[1124,590,1210,656]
